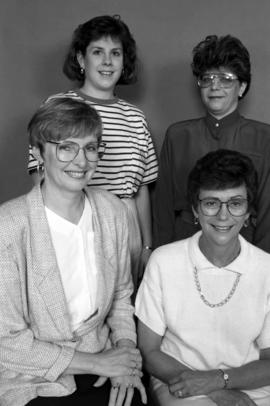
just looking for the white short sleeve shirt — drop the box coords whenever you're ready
[135,231,270,402]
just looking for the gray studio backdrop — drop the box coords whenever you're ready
[1,0,270,203]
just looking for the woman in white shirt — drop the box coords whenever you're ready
[136,149,270,406]
[0,97,146,406]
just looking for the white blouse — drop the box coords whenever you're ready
[45,197,97,331]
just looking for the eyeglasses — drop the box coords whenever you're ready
[197,73,238,89]
[47,140,106,162]
[199,197,249,217]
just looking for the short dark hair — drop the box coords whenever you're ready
[28,97,102,154]
[191,35,251,97]
[63,15,137,85]
[187,149,258,214]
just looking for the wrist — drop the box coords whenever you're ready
[218,369,229,389]
[143,245,152,250]
[116,339,136,348]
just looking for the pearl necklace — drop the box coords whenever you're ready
[193,267,241,308]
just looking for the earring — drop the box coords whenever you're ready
[37,161,44,174]
[80,67,85,75]
[244,218,249,228]
[194,217,199,225]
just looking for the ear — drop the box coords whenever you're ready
[77,52,85,69]
[192,205,198,219]
[32,146,43,164]
[239,82,247,98]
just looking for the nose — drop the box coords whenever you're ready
[103,52,112,65]
[73,147,88,167]
[210,77,221,90]
[217,202,230,220]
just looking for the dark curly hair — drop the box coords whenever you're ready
[191,35,251,98]
[63,15,137,85]
[187,149,258,215]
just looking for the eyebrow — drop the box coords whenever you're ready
[200,195,246,199]
[90,45,122,50]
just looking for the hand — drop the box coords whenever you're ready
[95,347,143,378]
[109,375,147,406]
[169,370,223,397]
[208,389,257,406]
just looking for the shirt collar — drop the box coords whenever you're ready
[188,231,249,275]
[205,109,240,138]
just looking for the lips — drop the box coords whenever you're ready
[65,171,86,179]
[99,71,114,76]
[212,225,233,232]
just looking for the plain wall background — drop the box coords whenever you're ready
[1,0,270,203]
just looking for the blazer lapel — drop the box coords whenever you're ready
[26,186,72,338]
[85,189,115,315]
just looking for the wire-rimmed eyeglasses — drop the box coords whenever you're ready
[199,197,249,217]
[47,140,106,162]
[197,73,238,89]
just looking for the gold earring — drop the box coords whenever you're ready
[194,217,199,225]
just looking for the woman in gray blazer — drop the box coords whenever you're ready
[0,98,146,406]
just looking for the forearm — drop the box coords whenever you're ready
[135,185,152,247]
[65,346,142,379]
[170,359,270,398]
[65,350,100,375]
[223,359,270,391]
[143,348,190,384]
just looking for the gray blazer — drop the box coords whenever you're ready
[0,185,136,406]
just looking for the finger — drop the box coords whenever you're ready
[115,385,127,406]
[174,389,185,399]
[137,383,147,404]
[129,368,143,377]
[130,361,142,369]
[93,376,107,387]
[108,386,119,406]
[123,387,134,406]
[126,348,141,357]
[169,382,182,393]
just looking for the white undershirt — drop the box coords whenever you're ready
[45,197,97,331]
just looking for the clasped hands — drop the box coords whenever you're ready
[168,370,256,406]
[94,346,147,406]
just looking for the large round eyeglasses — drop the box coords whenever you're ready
[199,197,249,217]
[197,73,238,89]
[47,140,106,162]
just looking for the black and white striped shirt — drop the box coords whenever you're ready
[28,90,158,198]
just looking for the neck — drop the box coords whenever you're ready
[41,182,85,224]
[208,106,238,121]
[80,84,114,100]
[199,235,240,268]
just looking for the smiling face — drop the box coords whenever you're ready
[193,185,250,252]
[34,134,98,198]
[200,67,247,119]
[77,36,124,99]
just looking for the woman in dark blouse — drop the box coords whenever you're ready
[153,35,270,253]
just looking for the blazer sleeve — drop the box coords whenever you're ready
[106,203,137,345]
[0,242,74,382]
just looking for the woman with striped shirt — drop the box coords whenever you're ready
[28,15,158,292]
